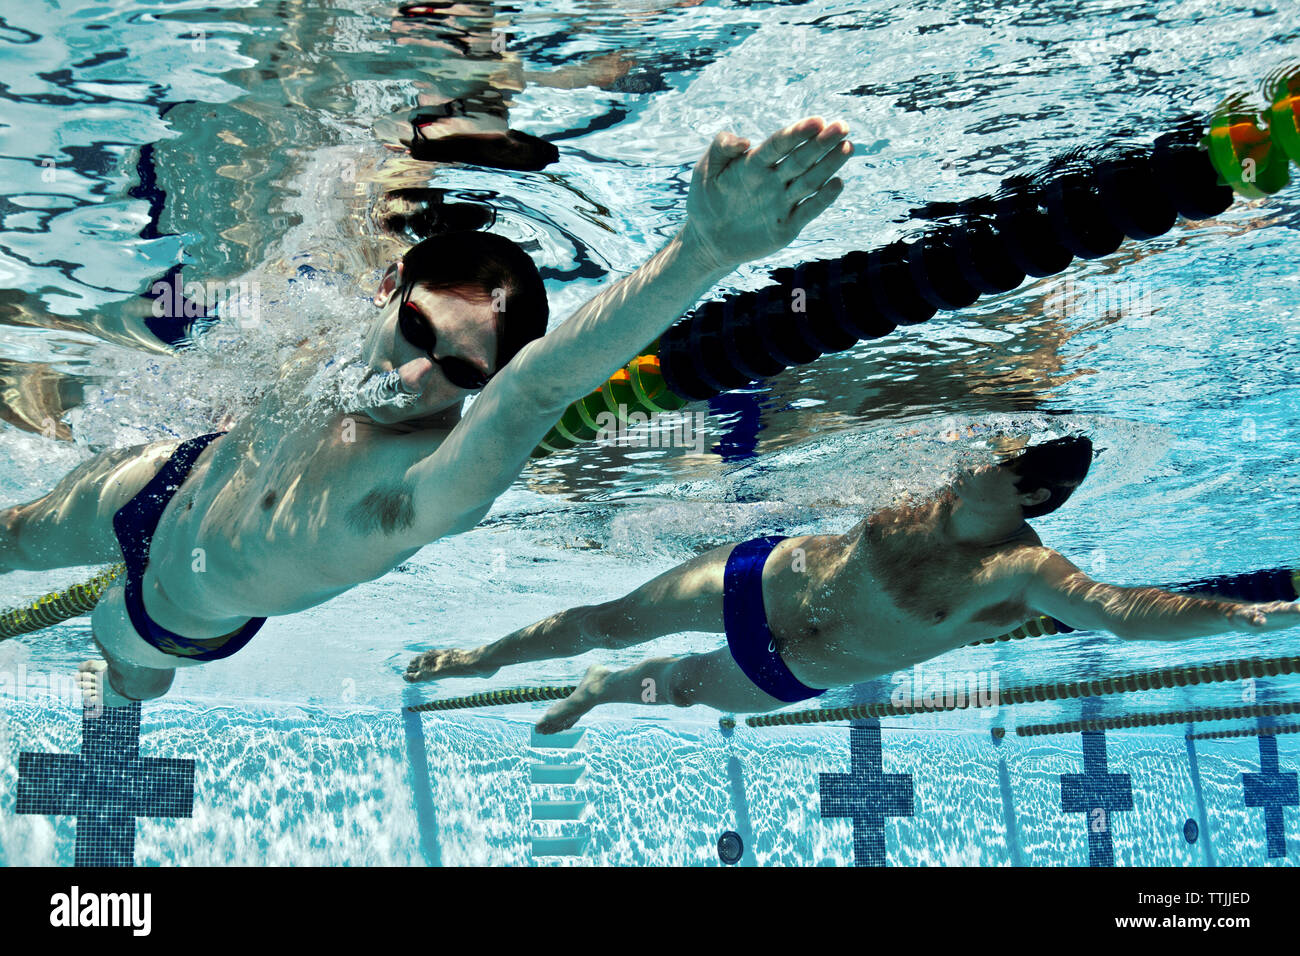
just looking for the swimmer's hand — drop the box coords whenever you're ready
[683,116,852,272]
[404,647,496,682]
[1225,601,1300,632]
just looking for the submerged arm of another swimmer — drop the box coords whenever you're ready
[404,117,852,536]
[1022,548,1300,641]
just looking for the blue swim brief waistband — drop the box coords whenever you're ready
[112,432,265,662]
[723,535,826,704]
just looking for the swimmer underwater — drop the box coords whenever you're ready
[406,435,1300,733]
[0,117,854,707]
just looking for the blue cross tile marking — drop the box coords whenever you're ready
[1060,730,1132,867]
[16,703,194,867]
[819,723,914,867]
[1242,734,1297,860]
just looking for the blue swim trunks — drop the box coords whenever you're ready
[723,535,826,704]
[112,432,265,662]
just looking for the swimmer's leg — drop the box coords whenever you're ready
[0,439,180,574]
[405,543,734,682]
[536,647,786,734]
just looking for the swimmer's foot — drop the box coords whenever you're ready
[536,664,608,735]
[404,647,496,683]
[76,659,124,712]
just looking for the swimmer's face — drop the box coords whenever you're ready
[364,271,498,422]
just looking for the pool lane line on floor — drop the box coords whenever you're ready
[401,701,442,866]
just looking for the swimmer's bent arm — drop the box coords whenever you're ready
[1022,548,1300,641]
[496,114,851,416]
[405,119,852,533]
[401,226,731,535]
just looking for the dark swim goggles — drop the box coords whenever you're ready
[396,283,491,391]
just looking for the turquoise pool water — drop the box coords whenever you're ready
[0,0,1298,866]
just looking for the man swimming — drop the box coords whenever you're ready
[404,435,1300,733]
[0,116,854,707]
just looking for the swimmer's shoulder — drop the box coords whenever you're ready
[983,531,1069,588]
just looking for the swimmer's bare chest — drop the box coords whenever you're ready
[147,411,455,621]
[766,525,1038,685]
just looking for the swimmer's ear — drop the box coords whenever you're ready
[1018,487,1051,509]
[372,261,403,307]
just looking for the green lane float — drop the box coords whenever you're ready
[0,564,124,640]
[1266,65,1300,165]
[534,352,685,456]
[1208,95,1290,198]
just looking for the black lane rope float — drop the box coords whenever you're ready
[1188,723,1300,740]
[1016,699,1300,738]
[5,71,1300,642]
[406,684,579,712]
[743,654,1300,727]
[535,66,1300,453]
[653,121,1230,401]
[406,653,1300,718]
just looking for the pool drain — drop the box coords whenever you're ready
[717,830,744,865]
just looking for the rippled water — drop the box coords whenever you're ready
[1,0,1299,735]
[2,696,1289,865]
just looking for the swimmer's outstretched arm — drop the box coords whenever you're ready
[404,602,611,682]
[1023,549,1300,641]
[400,118,853,539]
[406,543,732,682]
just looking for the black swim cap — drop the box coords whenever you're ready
[1004,435,1094,519]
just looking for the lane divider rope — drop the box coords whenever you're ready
[1015,699,1300,737]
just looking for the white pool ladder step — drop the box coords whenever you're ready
[528,727,589,860]
[531,799,586,821]
[530,728,584,749]
[530,835,590,857]
[530,763,585,785]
